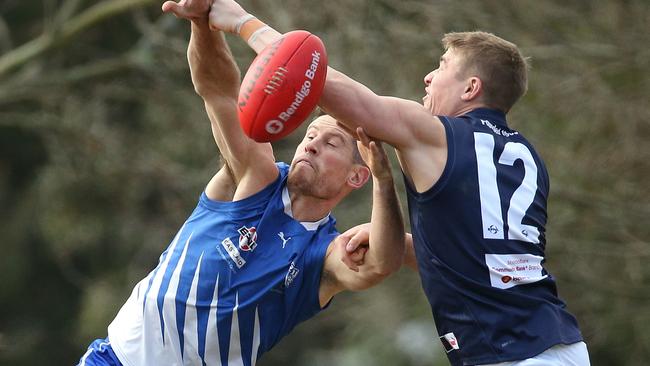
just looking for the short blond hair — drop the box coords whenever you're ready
[442,31,529,113]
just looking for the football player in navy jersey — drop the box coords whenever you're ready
[209,0,591,365]
[76,3,407,365]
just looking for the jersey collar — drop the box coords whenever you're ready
[465,108,508,128]
[282,186,330,231]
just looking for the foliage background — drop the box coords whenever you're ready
[1,0,649,365]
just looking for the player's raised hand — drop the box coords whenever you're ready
[208,0,251,33]
[356,127,392,182]
[336,223,371,272]
[162,0,211,21]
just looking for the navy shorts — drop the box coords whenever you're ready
[77,338,123,366]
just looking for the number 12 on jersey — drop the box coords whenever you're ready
[474,132,540,244]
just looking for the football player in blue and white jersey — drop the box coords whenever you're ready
[77,3,406,366]
[210,0,591,365]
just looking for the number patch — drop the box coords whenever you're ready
[474,133,540,244]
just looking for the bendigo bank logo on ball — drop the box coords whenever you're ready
[265,50,322,135]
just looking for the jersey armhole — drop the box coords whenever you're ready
[198,162,288,212]
[403,116,456,202]
[304,231,338,312]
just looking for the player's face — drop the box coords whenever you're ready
[288,116,358,199]
[422,49,469,116]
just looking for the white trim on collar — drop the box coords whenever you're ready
[282,186,330,231]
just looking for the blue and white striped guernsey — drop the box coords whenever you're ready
[108,163,338,366]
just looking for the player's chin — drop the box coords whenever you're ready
[288,167,312,187]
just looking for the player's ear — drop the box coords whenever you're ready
[461,76,482,101]
[347,165,370,189]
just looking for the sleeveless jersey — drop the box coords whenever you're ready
[406,108,583,365]
[108,163,338,366]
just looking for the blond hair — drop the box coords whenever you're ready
[442,31,529,112]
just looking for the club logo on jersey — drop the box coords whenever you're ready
[284,261,300,288]
[238,226,258,252]
[440,332,460,353]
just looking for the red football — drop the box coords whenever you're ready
[238,30,328,142]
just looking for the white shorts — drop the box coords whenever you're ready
[482,341,590,366]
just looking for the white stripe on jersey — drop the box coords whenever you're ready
[183,251,204,365]
[251,307,261,366]
[229,293,244,366]
[204,274,220,366]
[139,225,187,363]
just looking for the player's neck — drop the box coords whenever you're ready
[453,102,489,117]
[287,189,337,222]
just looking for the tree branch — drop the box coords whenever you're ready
[0,0,157,78]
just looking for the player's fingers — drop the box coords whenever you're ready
[341,253,360,272]
[346,230,369,252]
[162,1,189,18]
[349,246,368,263]
[345,235,361,252]
[369,141,388,165]
[370,140,386,155]
[356,127,371,147]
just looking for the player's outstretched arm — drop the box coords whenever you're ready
[318,129,405,305]
[208,0,427,147]
[208,0,447,192]
[164,3,278,200]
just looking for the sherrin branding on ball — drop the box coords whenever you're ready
[238,30,328,142]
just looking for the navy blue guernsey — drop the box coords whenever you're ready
[405,108,582,365]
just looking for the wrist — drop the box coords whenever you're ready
[239,17,267,41]
[373,174,395,188]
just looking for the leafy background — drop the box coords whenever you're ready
[1,0,648,365]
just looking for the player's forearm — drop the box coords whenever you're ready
[366,176,405,276]
[403,233,417,271]
[189,20,240,98]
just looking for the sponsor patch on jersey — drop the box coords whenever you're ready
[238,226,258,252]
[485,253,547,289]
[221,237,246,269]
[440,332,460,353]
[284,261,300,288]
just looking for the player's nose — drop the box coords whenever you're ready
[424,70,435,85]
[304,139,318,154]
